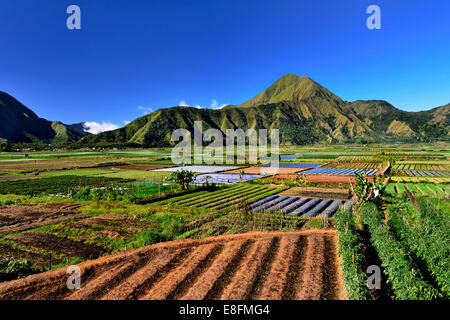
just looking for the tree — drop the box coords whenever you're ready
[171,169,194,190]
[350,171,383,205]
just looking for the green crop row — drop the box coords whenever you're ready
[362,202,442,300]
[198,186,269,209]
[212,187,285,211]
[189,185,264,208]
[335,209,374,300]
[175,184,249,205]
[388,199,449,297]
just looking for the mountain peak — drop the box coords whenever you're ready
[236,73,340,108]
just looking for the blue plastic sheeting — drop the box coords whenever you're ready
[301,168,378,175]
[249,195,278,209]
[289,198,321,216]
[261,163,323,168]
[264,197,299,212]
[302,199,333,217]
[322,200,343,217]
[280,155,299,160]
[248,196,352,217]
[252,196,289,212]
[193,173,263,184]
[343,200,355,211]
[280,198,310,214]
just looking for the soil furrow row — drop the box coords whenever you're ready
[281,235,307,300]
[140,243,218,300]
[220,238,273,299]
[295,234,325,300]
[179,240,246,300]
[258,235,299,300]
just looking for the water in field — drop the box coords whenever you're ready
[193,173,263,184]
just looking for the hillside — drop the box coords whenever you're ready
[79,74,449,147]
[0,91,89,144]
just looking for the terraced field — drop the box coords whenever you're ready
[248,195,354,217]
[393,170,450,177]
[322,162,379,169]
[393,163,450,171]
[0,230,346,300]
[385,183,449,198]
[156,184,285,211]
[301,168,378,176]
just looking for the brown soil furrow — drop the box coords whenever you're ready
[0,246,156,300]
[321,235,344,300]
[0,214,88,235]
[101,247,190,300]
[295,234,325,300]
[257,235,299,300]
[246,237,281,299]
[166,244,225,300]
[204,240,253,300]
[280,235,307,300]
[0,230,345,300]
[65,250,154,300]
[140,243,218,300]
[2,257,127,300]
[179,240,246,300]
[219,238,274,300]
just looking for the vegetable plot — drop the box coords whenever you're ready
[300,168,378,176]
[249,195,354,217]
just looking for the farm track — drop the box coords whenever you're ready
[0,230,345,300]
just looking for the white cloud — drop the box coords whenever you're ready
[138,105,153,115]
[83,121,120,134]
[124,120,131,125]
[195,105,202,109]
[179,100,189,107]
[211,99,228,109]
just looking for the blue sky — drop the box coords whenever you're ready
[1,0,449,132]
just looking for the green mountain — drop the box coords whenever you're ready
[3,74,448,146]
[0,91,90,144]
[79,74,449,147]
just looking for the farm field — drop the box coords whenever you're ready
[0,144,449,301]
[0,230,346,300]
[301,168,378,175]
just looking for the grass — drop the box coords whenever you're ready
[0,175,129,196]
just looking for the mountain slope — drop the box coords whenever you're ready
[0,91,90,144]
[81,73,448,147]
[232,73,343,108]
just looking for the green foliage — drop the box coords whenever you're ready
[388,198,449,297]
[335,209,374,300]
[171,169,195,190]
[361,202,442,300]
[0,175,127,196]
[350,172,383,205]
[71,185,132,202]
[160,215,185,240]
[0,258,39,282]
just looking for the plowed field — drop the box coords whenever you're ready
[0,230,346,300]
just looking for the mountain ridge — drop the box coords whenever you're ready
[0,91,90,144]
[1,74,448,146]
